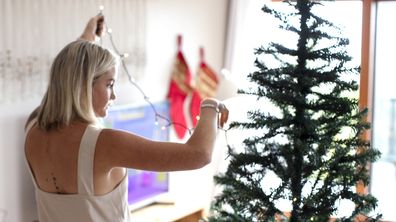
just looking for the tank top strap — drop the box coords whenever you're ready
[77,124,102,195]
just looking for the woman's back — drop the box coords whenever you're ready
[24,121,130,222]
[25,122,83,194]
[25,121,125,195]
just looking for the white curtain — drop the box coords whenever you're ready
[0,0,146,103]
[215,0,251,102]
[222,0,250,73]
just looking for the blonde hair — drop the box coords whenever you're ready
[28,40,118,131]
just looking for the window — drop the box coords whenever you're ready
[370,2,396,220]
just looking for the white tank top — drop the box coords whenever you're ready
[25,122,131,222]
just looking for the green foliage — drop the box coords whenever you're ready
[208,1,381,221]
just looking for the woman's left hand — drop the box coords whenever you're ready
[79,15,105,42]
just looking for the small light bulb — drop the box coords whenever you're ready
[99,5,104,11]
[220,68,232,80]
[107,28,113,33]
[161,126,166,130]
[123,53,129,58]
[196,116,200,121]
[154,121,159,126]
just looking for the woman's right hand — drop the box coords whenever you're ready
[200,98,229,128]
[217,102,229,128]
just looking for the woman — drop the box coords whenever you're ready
[24,15,229,222]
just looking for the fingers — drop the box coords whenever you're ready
[88,15,105,37]
[79,15,105,42]
[200,98,229,128]
[95,15,105,37]
[218,103,229,128]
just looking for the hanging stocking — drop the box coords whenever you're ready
[167,35,193,139]
[190,47,219,127]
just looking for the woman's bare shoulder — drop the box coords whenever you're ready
[98,127,143,142]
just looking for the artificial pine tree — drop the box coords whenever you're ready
[208,1,381,221]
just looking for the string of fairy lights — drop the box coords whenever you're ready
[97,6,231,152]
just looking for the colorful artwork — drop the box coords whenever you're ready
[102,101,170,208]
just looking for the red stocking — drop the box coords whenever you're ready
[167,35,192,139]
[190,47,219,127]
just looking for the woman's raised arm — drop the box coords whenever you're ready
[95,98,229,172]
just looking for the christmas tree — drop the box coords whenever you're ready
[208,1,381,221]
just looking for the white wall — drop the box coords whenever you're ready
[143,0,229,217]
[0,1,228,221]
[0,100,40,222]
[118,0,228,104]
